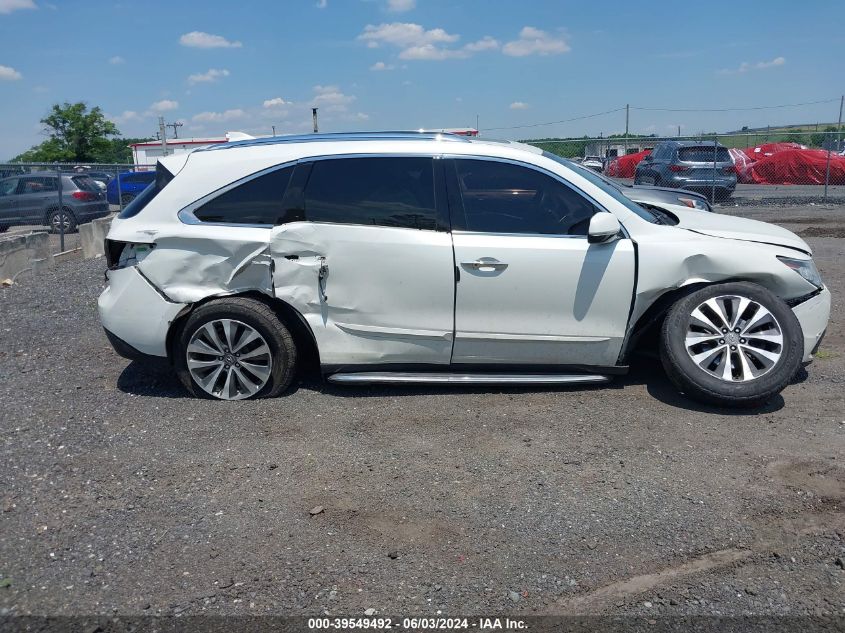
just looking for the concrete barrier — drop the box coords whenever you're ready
[0,231,53,282]
[79,216,113,259]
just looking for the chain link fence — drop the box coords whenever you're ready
[0,162,155,256]
[526,129,845,204]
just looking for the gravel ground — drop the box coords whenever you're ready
[0,205,843,621]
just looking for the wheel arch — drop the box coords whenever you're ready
[618,277,763,363]
[166,291,321,376]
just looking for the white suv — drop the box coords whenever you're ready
[98,132,830,406]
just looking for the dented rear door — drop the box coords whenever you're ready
[269,156,455,369]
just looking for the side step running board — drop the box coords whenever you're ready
[327,372,611,385]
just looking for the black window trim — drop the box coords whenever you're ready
[443,154,624,239]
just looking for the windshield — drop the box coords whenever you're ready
[542,151,658,223]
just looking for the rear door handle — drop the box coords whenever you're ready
[461,258,508,272]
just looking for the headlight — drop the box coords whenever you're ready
[777,256,823,288]
[678,197,711,212]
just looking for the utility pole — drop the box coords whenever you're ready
[678,125,681,138]
[158,116,168,157]
[476,114,479,135]
[166,121,182,139]
[272,125,276,136]
[312,108,319,133]
[823,95,844,200]
[624,103,629,155]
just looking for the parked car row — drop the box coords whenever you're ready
[0,172,109,233]
[0,168,157,233]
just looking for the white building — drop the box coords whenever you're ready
[130,137,228,169]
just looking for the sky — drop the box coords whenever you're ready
[0,0,843,158]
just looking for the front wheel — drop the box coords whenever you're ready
[175,297,298,400]
[120,193,135,206]
[660,282,803,407]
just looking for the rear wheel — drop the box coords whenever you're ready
[660,282,803,407]
[175,297,297,400]
[120,193,135,205]
[47,207,77,234]
[638,173,657,185]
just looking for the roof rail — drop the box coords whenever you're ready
[196,130,472,152]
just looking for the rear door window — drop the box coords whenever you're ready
[193,165,295,225]
[678,147,731,162]
[19,177,58,194]
[304,157,437,230]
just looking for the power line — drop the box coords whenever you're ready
[483,107,625,132]
[481,97,840,135]
[631,98,839,113]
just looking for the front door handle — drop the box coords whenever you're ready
[461,258,508,272]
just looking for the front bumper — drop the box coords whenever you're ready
[98,266,187,358]
[792,287,832,363]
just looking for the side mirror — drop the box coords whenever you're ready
[588,213,621,244]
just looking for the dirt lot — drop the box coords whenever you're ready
[0,204,843,621]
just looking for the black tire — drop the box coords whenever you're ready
[660,282,803,408]
[174,297,298,400]
[121,193,135,205]
[46,207,77,234]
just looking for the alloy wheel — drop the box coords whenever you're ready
[186,319,273,400]
[685,295,784,382]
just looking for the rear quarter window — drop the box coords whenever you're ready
[193,165,295,225]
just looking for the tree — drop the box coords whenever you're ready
[13,102,121,163]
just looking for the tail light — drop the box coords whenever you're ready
[72,191,97,201]
[669,165,689,172]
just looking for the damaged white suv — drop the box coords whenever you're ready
[98,132,830,406]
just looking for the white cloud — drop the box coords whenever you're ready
[108,55,125,65]
[263,97,289,108]
[719,56,785,74]
[179,31,242,49]
[311,84,356,112]
[150,99,179,112]
[464,36,499,53]
[370,61,395,71]
[359,22,459,49]
[316,0,327,7]
[502,26,570,57]
[192,109,246,123]
[110,110,143,124]
[354,112,370,121]
[187,68,230,84]
[359,23,498,61]
[386,0,415,12]
[0,64,22,80]
[0,0,36,14]
[509,101,529,110]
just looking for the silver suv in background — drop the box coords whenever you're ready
[0,172,109,233]
[634,140,737,201]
